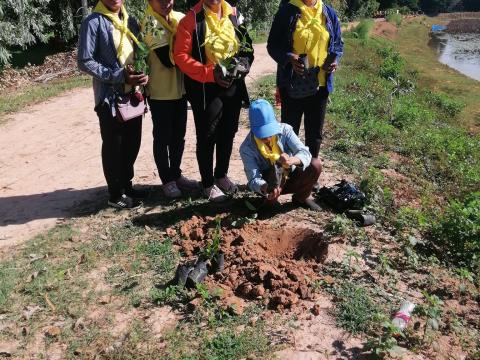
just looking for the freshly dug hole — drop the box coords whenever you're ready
[178,217,328,311]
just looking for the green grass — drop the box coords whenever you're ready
[394,19,480,131]
[386,13,402,27]
[0,75,90,122]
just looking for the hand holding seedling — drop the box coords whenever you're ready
[288,53,305,75]
[214,64,233,88]
[125,65,149,86]
[278,153,301,167]
[326,62,338,73]
[260,183,282,201]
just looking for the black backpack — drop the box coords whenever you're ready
[315,180,366,212]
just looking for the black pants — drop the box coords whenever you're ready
[148,97,188,184]
[280,87,329,158]
[188,84,241,188]
[95,102,142,199]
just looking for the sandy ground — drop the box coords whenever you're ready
[0,44,276,248]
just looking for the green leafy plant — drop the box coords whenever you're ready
[366,320,404,358]
[343,250,362,273]
[199,216,222,260]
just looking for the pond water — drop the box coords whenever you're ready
[428,32,480,81]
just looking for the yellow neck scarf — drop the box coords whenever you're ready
[94,1,140,61]
[255,136,282,165]
[145,5,179,65]
[203,1,239,64]
[289,0,324,48]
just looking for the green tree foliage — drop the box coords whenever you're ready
[462,0,480,11]
[0,0,52,66]
[345,0,380,19]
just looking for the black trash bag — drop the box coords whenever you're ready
[174,263,195,287]
[186,261,209,289]
[315,180,366,212]
[345,209,376,227]
[210,252,225,274]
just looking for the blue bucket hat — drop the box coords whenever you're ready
[249,99,281,139]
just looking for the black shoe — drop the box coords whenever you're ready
[108,194,141,209]
[124,187,150,199]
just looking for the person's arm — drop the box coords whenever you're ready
[283,124,312,168]
[329,6,344,61]
[267,5,292,68]
[77,16,125,84]
[240,143,267,194]
[173,16,215,83]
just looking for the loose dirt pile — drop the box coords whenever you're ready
[175,216,328,311]
[0,50,80,91]
[447,19,480,33]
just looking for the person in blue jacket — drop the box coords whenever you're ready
[267,0,343,190]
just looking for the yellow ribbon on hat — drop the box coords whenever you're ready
[203,0,239,64]
[144,4,179,65]
[93,1,141,63]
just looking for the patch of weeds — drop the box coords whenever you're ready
[0,262,17,311]
[424,90,465,117]
[325,214,355,237]
[342,250,362,273]
[360,167,395,221]
[414,291,444,342]
[372,153,390,169]
[386,13,402,26]
[366,318,405,358]
[333,281,379,334]
[137,237,178,277]
[376,252,394,276]
[352,19,374,40]
[150,285,191,306]
[395,206,427,232]
[251,74,276,104]
[103,222,145,255]
[429,192,480,270]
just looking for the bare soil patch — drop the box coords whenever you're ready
[447,18,480,33]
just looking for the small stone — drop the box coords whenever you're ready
[297,285,313,300]
[186,298,202,312]
[45,326,61,338]
[166,228,177,237]
[311,304,321,316]
[98,295,111,305]
[190,228,204,240]
[250,285,265,298]
[323,275,335,284]
[73,317,85,331]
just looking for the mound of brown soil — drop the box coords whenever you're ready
[177,216,328,311]
[372,20,398,39]
[447,19,480,33]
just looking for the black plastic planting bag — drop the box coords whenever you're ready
[315,180,366,212]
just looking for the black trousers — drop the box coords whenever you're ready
[95,102,142,199]
[280,86,329,158]
[188,83,241,188]
[148,97,188,184]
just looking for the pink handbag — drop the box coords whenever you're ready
[115,93,147,122]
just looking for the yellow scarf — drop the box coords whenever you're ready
[255,136,282,165]
[290,0,329,85]
[93,1,140,62]
[203,1,239,64]
[145,4,179,64]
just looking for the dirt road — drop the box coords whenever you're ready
[0,44,276,247]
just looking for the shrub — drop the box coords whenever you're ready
[386,13,402,26]
[334,281,379,334]
[378,48,405,79]
[424,90,465,117]
[430,192,480,270]
[353,19,375,40]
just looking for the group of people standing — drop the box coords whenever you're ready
[78,0,343,210]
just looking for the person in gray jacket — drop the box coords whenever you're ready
[240,99,322,210]
[78,0,149,209]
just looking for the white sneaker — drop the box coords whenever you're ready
[176,175,200,191]
[204,184,228,203]
[215,176,238,194]
[162,181,182,198]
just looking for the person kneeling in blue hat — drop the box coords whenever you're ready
[240,99,322,210]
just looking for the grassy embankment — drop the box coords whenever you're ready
[0,75,90,122]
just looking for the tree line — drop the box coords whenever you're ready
[0,0,478,68]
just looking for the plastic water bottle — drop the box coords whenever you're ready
[392,301,415,331]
